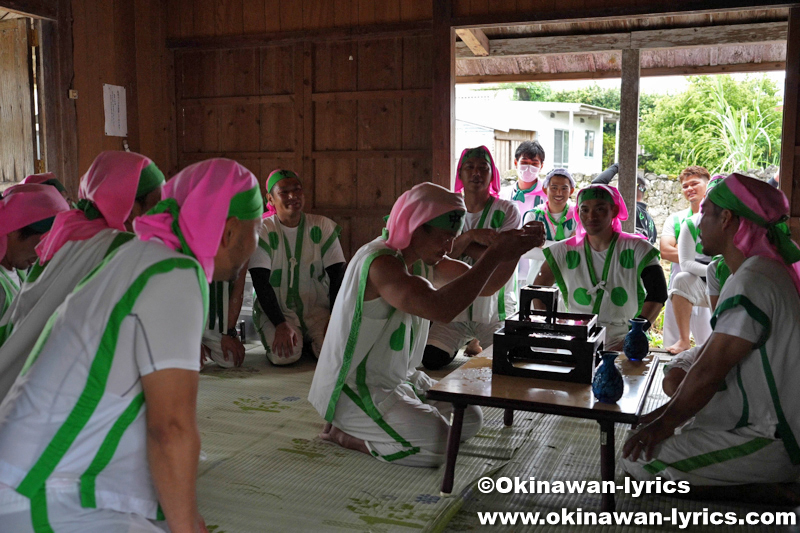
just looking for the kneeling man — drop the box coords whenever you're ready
[623,174,800,489]
[309,182,544,467]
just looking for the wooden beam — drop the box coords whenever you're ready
[310,89,430,102]
[455,61,787,84]
[618,48,640,235]
[630,22,787,50]
[166,21,432,50]
[457,32,630,59]
[455,28,489,57]
[780,7,800,241]
[0,0,56,19]
[456,22,787,59]
[451,1,794,30]
[432,0,454,189]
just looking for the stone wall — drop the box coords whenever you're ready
[502,165,778,237]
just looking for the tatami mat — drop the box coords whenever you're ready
[196,348,539,532]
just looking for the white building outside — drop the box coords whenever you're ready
[455,89,620,177]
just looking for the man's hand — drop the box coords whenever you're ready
[220,335,246,367]
[622,415,679,462]
[272,321,299,358]
[487,222,546,262]
[467,228,498,247]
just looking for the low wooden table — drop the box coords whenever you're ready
[426,346,660,512]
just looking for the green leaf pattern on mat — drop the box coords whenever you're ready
[277,438,349,460]
[233,397,291,413]
[346,496,440,529]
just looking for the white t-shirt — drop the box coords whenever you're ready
[677,213,712,277]
[0,239,205,520]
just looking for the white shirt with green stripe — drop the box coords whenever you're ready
[0,229,135,402]
[0,238,207,523]
[691,256,800,447]
[677,213,713,277]
[250,213,344,333]
[544,233,660,345]
[457,196,521,323]
[662,207,693,281]
[309,237,433,426]
[0,267,20,320]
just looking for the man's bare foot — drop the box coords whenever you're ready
[319,422,332,439]
[465,339,482,357]
[319,424,370,455]
[666,341,691,355]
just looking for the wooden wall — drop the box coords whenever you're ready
[70,0,140,175]
[161,0,435,257]
[172,34,433,257]
[165,0,432,38]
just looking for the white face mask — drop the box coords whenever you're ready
[518,165,540,183]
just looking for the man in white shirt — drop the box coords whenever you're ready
[623,174,800,497]
[0,159,261,532]
[423,147,522,369]
[248,169,346,365]
[660,166,711,350]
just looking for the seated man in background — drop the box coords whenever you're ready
[423,147,521,369]
[591,164,657,244]
[660,166,711,355]
[0,184,70,318]
[0,158,261,532]
[535,184,666,349]
[0,152,164,401]
[250,169,346,365]
[521,168,577,287]
[664,176,724,354]
[309,182,544,467]
[202,270,247,369]
[623,174,800,496]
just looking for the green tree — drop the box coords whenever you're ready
[638,75,782,175]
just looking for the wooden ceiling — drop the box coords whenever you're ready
[455,8,789,82]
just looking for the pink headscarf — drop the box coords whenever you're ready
[0,184,70,260]
[453,146,502,198]
[707,173,800,296]
[569,184,633,245]
[36,152,158,263]
[385,182,466,251]
[134,158,260,282]
[21,173,57,185]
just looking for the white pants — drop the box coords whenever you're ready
[621,426,800,486]
[201,330,235,369]
[669,272,710,307]
[663,271,712,347]
[0,483,169,533]
[255,307,328,365]
[427,320,501,355]
[332,370,483,467]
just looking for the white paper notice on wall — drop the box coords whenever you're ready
[103,84,128,137]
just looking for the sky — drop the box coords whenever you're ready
[459,70,787,100]
[532,71,786,98]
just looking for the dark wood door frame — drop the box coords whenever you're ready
[1,0,78,194]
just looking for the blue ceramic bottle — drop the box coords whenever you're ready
[623,318,649,362]
[592,351,624,404]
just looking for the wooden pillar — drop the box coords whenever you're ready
[38,0,78,195]
[780,7,800,242]
[618,49,640,234]
[432,0,454,189]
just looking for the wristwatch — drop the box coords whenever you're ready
[226,327,238,338]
